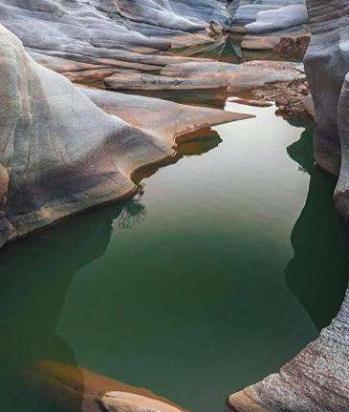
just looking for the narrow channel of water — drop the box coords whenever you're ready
[0,104,347,412]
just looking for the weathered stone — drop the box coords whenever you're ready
[229,0,306,27]
[245,5,308,34]
[302,0,349,175]
[0,0,232,82]
[0,24,250,248]
[228,286,349,411]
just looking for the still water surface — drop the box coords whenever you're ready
[0,104,347,412]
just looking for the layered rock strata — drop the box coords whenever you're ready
[104,60,306,92]
[0,0,232,83]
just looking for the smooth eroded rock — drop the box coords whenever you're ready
[0,24,250,248]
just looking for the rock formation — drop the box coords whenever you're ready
[0,0,232,83]
[228,288,349,411]
[228,131,349,411]
[0,24,250,248]
[104,60,305,93]
[229,0,307,31]
[227,1,309,60]
[244,5,308,34]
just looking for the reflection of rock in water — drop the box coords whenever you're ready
[118,130,222,230]
[133,128,222,183]
[117,196,147,230]
[285,129,349,330]
[0,128,221,412]
[23,360,187,412]
[0,202,123,411]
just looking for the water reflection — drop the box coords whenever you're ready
[172,35,304,64]
[286,130,349,330]
[0,201,123,411]
[0,131,221,412]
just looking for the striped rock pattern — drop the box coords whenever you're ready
[0,0,232,82]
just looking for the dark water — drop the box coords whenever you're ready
[0,104,347,412]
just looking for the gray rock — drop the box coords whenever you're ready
[302,0,349,176]
[230,0,306,25]
[0,24,249,248]
[0,0,232,82]
[228,287,349,411]
[245,5,308,34]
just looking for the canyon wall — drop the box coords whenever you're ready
[228,2,349,411]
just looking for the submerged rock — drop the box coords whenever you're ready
[24,360,188,412]
[102,392,184,412]
[0,24,250,248]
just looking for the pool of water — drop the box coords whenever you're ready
[0,104,347,412]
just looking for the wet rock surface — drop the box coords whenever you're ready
[24,360,189,412]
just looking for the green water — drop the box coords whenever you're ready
[0,104,347,412]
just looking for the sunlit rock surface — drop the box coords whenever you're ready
[229,0,307,29]
[244,5,308,34]
[0,24,250,248]
[104,60,305,92]
[0,0,231,82]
